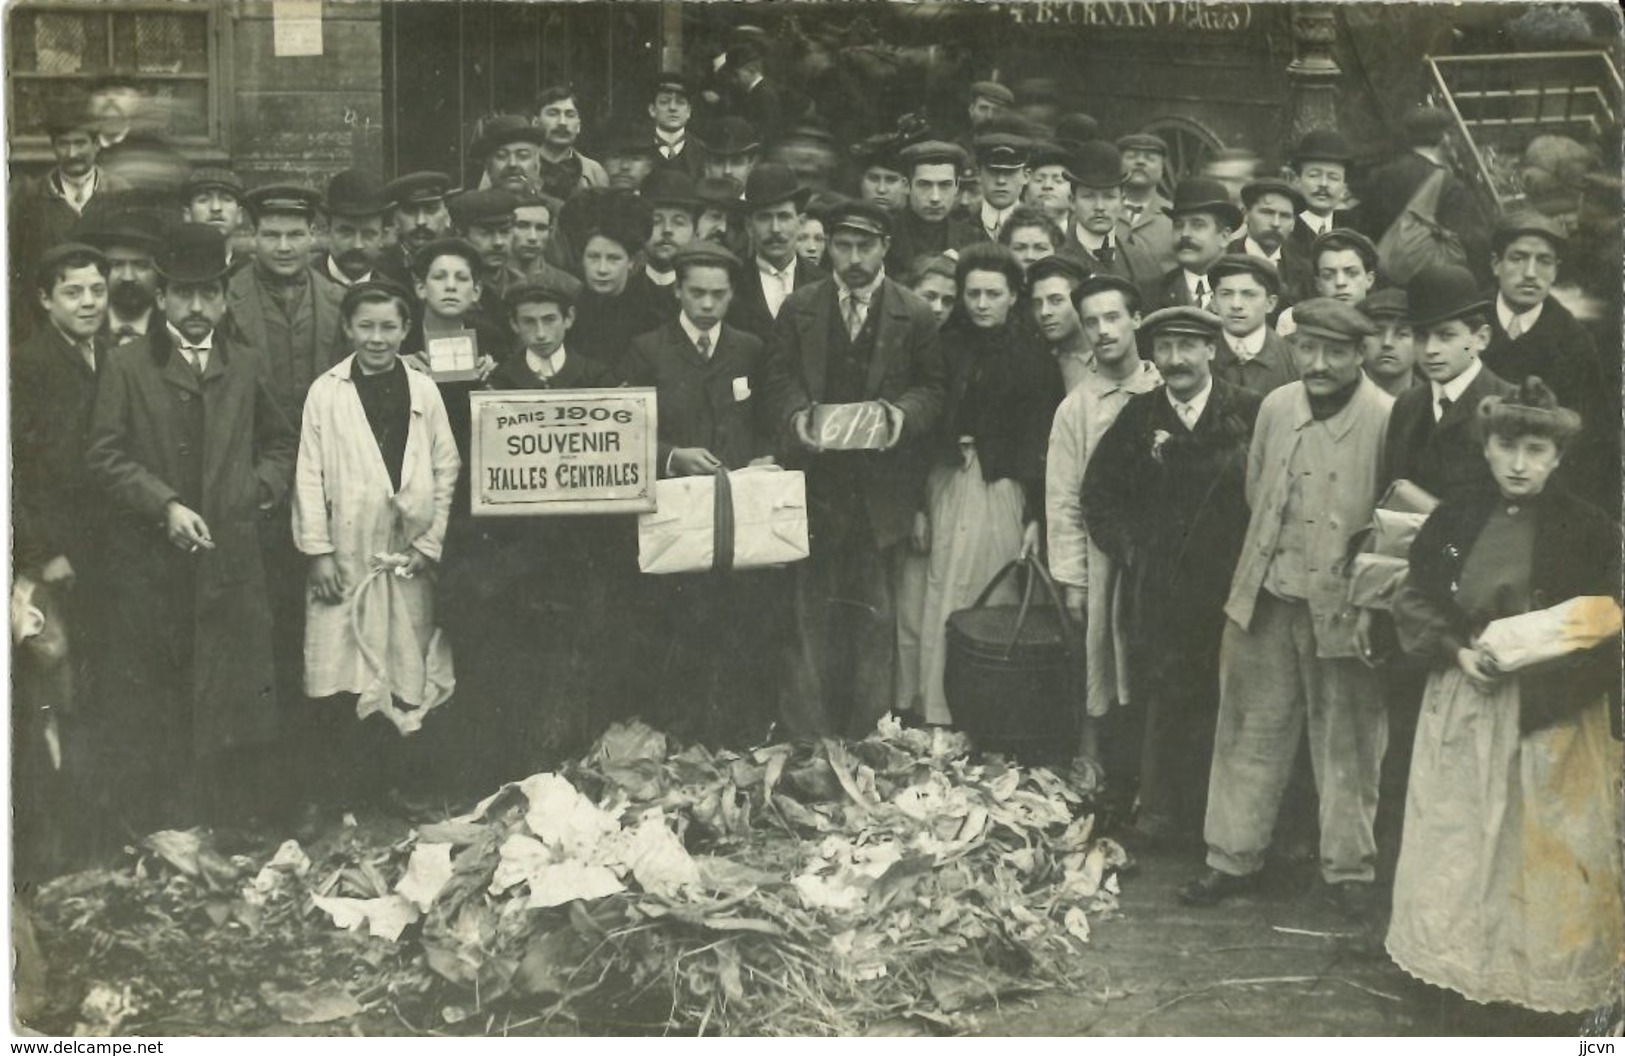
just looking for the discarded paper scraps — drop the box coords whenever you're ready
[29,717,1124,1036]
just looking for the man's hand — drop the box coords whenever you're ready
[910,510,931,554]
[39,555,74,585]
[670,447,725,476]
[791,408,823,453]
[398,549,432,579]
[165,502,214,552]
[1354,608,1381,668]
[1019,520,1041,560]
[879,399,906,451]
[1064,585,1086,624]
[309,554,345,604]
[475,354,498,382]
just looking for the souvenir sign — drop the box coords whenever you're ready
[470,389,657,515]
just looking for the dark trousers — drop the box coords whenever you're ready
[780,504,899,740]
[1134,639,1223,838]
[301,693,448,808]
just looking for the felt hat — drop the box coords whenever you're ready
[1490,210,1566,256]
[1357,288,1409,322]
[897,139,970,174]
[78,210,166,255]
[323,169,390,218]
[1163,177,1243,229]
[385,171,455,208]
[1140,305,1223,340]
[181,166,245,202]
[1239,177,1307,215]
[702,117,762,157]
[1292,128,1352,165]
[468,115,545,159]
[1055,113,1102,146]
[741,162,809,211]
[695,175,744,210]
[448,188,518,231]
[155,223,230,284]
[640,168,702,208]
[1405,262,1491,329]
[1065,140,1127,189]
[968,81,1015,108]
[1292,297,1378,341]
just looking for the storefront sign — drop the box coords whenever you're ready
[1004,1,1251,31]
[470,389,658,516]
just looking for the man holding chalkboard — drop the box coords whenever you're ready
[763,200,946,738]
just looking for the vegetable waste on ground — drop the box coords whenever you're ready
[28,717,1125,1036]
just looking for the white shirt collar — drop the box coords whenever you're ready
[1242,236,1282,263]
[655,128,686,148]
[1228,325,1267,361]
[1075,226,1113,252]
[1168,376,1214,426]
[1183,268,1210,299]
[678,313,720,354]
[646,263,675,287]
[526,345,567,378]
[835,270,884,302]
[1432,358,1482,417]
[1299,210,1333,236]
[166,323,213,352]
[1495,293,1544,335]
[980,200,1013,234]
[758,253,796,280]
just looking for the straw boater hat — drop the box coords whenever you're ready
[1478,376,1581,446]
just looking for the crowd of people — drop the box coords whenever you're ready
[9,49,1622,1028]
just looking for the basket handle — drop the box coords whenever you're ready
[969,552,1078,661]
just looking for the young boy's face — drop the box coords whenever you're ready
[414,253,480,319]
[346,299,408,373]
[513,299,572,358]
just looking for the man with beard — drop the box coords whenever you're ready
[1046,274,1162,773]
[379,172,455,286]
[85,223,297,834]
[1230,178,1313,308]
[727,163,824,341]
[313,170,389,289]
[700,118,762,192]
[1026,254,1092,392]
[1152,177,1241,312]
[972,134,1030,243]
[1082,306,1262,847]
[471,115,545,197]
[622,168,700,322]
[648,73,707,179]
[447,188,524,321]
[1182,299,1391,919]
[853,135,909,213]
[1063,141,1162,309]
[763,200,945,739]
[601,127,657,192]
[81,211,165,345]
[1115,131,1175,271]
[1208,254,1298,397]
[885,140,978,275]
[533,87,609,201]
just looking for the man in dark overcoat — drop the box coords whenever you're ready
[83,224,296,833]
[1081,306,1261,845]
[763,200,945,738]
[726,163,826,342]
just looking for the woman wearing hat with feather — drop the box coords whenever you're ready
[1387,376,1622,1021]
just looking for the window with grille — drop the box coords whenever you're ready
[7,4,223,149]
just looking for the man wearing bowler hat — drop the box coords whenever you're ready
[1231,177,1313,307]
[886,140,979,275]
[1082,305,1262,846]
[314,170,391,289]
[1115,130,1175,270]
[623,168,701,319]
[79,209,166,345]
[1153,177,1242,312]
[700,116,763,191]
[1207,254,1298,397]
[85,222,298,833]
[380,171,455,284]
[1064,140,1163,309]
[727,163,825,341]
[1183,298,1393,919]
[648,72,707,179]
[601,126,658,193]
[1380,263,1514,502]
[1480,210,1614,508]
[717,42,784,143]
[762,199,946,739]
[1287,128,1355,251]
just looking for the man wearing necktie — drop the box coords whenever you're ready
[1208,254,1299,398]
[85,223,297,835]
[1285,128,1353,263]
[1153,177,1240,313]
[1063,140,1162,310]
[1081,306,1262,848]
[1114,131,1176,271]
[726,163,825,342]
[762,201,946,739]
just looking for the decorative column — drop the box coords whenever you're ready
[1287,3,1344,140]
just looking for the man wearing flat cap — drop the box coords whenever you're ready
[1115,131,1175,270]
[314,170,391,290]
[648,73,707,179]
[1381,263,1513,502]
[762,199,946,740]
[1063,140,1163,309]
[1208,254,1298,397]
[1356,106,1489,280]
[1183,297,1394,920]
[1081,305,1262,846]
[727,163,825,341]
[1480,210,1614,509]
[86,222,298,833]
[448,188,525,321]
[966,81,1015,133]
[533,87,609,201]
[181,167,249,270]
[381,172,455,284]
[886,140,979,275]
[1356,288,1419,398]
[1153,177,1241,312]
[1231,178,1313,307]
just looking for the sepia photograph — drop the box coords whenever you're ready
[5,0,1623,1039]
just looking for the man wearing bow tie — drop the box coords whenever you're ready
[1062,140,1162,311]
[85,223,297,834]
[647,73,708,180]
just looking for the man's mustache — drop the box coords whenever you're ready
[1175,238,1200,252]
